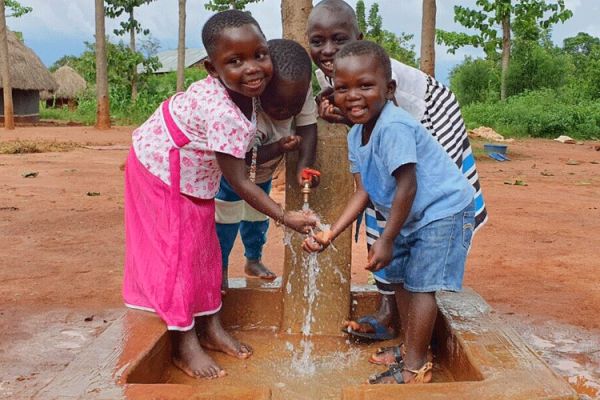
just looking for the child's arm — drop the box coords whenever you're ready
[245,136,302,166]
[216,152,317,234]
[303,173,368,252]
[366,163,417,272]
[295,123,318,187]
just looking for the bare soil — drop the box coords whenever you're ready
[1,126,599,399]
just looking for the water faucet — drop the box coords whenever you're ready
[301,168,321,208]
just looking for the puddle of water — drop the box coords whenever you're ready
[503,315,600,399]
[164,331,456,400]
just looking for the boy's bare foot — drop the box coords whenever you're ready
[244,259,276,280]
[198,313,253,359]
[172,330,226,379]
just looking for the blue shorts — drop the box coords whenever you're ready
[374,202,475,293]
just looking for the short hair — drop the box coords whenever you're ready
[312,0,360,35]
[335,40,391,81]
[201,10,264,56]
[267,39,312,83]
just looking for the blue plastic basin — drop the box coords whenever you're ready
[483,144,508,155]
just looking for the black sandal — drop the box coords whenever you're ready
[368,362,433,384]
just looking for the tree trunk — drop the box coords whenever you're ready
[129,9,138,101]
[500,13,510,101]
[95,0,111,130]
[420,0,436,77]
[176,0,186,92]
[281,0,312,48]
[0,0,14,129]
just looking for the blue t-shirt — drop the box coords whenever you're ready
[348,101,474,236]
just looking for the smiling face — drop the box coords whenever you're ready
[307,8,361,79]
[333,54,395,128]
[204,24,273,99]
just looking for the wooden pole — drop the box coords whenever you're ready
[0,0,15,129]
[95,0,111,130]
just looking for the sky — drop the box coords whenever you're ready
[7,0,599,84]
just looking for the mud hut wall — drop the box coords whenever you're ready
[0,89,40,121]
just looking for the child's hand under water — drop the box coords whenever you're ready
[302,229,334,253]
[278,135,302,153]
[284,210,318,234]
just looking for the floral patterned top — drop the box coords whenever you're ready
[132,76,256,199]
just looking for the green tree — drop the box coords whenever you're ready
[204,0,262,12]
[437,0,572,100]
[105,0,156,101]
[355,0,366,34]
[5,0,31,17]
[355,0,417,66]
[562,33,600,99]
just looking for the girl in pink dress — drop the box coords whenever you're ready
[123,10,316,379]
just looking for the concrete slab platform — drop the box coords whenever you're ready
[36,282,577,400]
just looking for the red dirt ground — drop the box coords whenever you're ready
[1,126,599,399]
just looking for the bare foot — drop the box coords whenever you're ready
[172,330,226,379]
[343,319,376,333]
[197,313,253,359]
[244,259,276,280]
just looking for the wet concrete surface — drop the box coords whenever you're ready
[159,331,455,400]
[0,307,121,399]
[503,315,600,400]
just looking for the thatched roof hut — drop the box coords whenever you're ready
[41,66,87,109]
[0,30,58,122]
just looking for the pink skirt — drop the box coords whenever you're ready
[123,149,222,331]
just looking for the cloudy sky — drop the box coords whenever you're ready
[7,0,598,83]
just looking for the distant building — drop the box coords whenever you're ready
[0,31,58,123]
[137,48,207,74]
[40,66,87,111]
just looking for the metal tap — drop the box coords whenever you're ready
[300,168,321,208]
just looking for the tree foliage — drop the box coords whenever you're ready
[5,0,32,18]
[62,40,159,98]
[355,0,416,66]
[204,0,263,12]
[437,0,572,57]
[105,0,155,40]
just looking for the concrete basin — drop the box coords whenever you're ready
[37,280,576,400]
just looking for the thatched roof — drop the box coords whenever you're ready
[40,66,87,100]
[0,30,57,91]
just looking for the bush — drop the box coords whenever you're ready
[462,88,600,139]
[40,68,208,126]
[449,58,500,106]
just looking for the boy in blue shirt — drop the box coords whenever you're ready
[303,41,475,385]
[307,0,487,346]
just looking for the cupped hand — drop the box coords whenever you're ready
[302,230,334,253]
[278,135,302,153]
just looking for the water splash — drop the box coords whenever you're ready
[290,251,320,375]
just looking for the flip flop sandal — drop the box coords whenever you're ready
[369,344,405,366]
[368,361,433,384]
[342,315,396,341]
